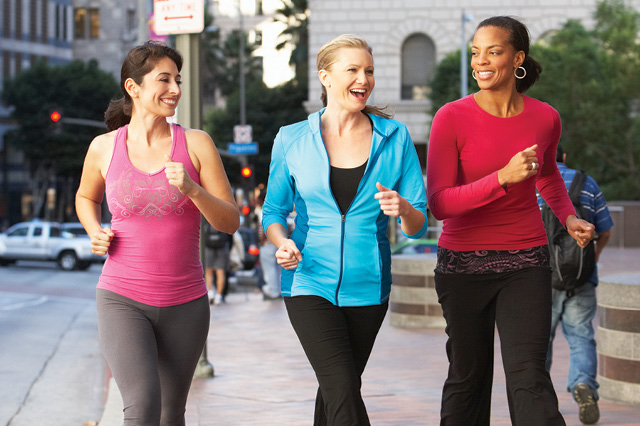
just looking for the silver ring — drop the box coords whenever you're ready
[531,162,537,170]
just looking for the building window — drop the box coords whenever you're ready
[74,8,99,39]
[74,9,86,38]
[401,33,436,100]
[89,9,99,38]
[41,0,47,43]
[255,0,263,16]
[30,0,37,41]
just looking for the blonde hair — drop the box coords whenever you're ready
[317,34,391,118]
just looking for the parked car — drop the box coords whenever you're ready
[0,220,107,270]
[391,238,438,255]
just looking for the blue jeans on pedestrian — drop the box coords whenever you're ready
[546,281,599,398]
[259,243,281,297]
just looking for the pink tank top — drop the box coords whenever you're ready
[98,124,206,306]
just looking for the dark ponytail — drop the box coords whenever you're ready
[104,41,183,131]
[476,16,542,93]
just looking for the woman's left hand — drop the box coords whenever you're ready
[165,155,196,196]
[566,215,595,248]
[374,182,409,217]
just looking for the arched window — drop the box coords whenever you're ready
[401,33,436,100]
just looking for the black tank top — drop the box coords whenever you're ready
[330,160,368,215]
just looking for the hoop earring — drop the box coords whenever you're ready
[472,69,477,80]
[514,66,526,80]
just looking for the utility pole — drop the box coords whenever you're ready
[153,0,211,378]
[238,0,246,126]
[460,10,474,98]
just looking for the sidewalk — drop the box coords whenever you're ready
[100,247,640,425]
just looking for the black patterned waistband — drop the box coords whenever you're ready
[435,245,550,274]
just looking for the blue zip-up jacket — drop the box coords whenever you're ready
[262,109,428,307]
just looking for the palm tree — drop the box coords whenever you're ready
[273,0,309,89]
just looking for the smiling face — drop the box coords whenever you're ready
[127,56,182,117]
[471,25,524,93]
[319,47,375,113]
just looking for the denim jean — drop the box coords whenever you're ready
[259,243,282,297]
[546,281,599,398]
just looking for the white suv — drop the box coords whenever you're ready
[0,220,107,270]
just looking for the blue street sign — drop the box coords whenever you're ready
[228,142,258,155]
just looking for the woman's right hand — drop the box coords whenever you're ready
[276,239,302,269]
[497,144,539,187]
[91,228,114,256]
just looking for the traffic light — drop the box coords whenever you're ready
[49,110,62,134]
[241,165,252,178]
[49,111,62,123]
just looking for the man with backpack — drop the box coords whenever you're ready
[538,145,613,425]
[203,220,231,305]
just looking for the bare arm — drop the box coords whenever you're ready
[168,129,240,234]
[75,133,115,255]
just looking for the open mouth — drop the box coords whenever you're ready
[161,98,177,106]
[477,71,495,79]
[350,89,367,100]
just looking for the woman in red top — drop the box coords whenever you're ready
[427,16,594,426]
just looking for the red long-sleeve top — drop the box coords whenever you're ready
[427,94,575,251]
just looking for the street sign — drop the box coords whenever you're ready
[228,142,258,155]
[234,125,253,143]
[153,0,204,35]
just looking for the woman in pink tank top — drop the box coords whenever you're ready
[76,42,239,425]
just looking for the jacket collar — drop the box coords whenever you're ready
[308,108,399,138]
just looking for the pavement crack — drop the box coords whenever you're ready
[6,307,83,426]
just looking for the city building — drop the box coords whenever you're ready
[0,0,74,227]
[72,0,140,78]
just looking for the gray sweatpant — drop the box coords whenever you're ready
[96,289,210,426]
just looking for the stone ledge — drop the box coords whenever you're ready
[597,375,640,405]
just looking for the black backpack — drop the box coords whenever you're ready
[541,170,596,298]
[202,222,227,249]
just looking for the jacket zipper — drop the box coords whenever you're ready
[335,213,346,305]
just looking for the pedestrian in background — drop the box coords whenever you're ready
[262,34,428,425]
[202,220,231,304]
[75,41,239,425]
[256,190,282,300]
[540,145,613,425]
[427,16,595,426]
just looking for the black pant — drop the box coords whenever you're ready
[284,295,388,426]
[435,268,566,426]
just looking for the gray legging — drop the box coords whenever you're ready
[96,289,210,426]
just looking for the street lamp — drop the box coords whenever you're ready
[460,10,474,98]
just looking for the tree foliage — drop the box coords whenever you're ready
[273,0,309,89]
[2,60,119,220]
[527,0,640,200]
[2,59,119,174]
[203,79,308,186]
[428,0,640,200]
[201,28,263,101]
[429,49,476,115]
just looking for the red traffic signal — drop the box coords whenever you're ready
[50,111,62,123]
[242,205,251,215]
[241,166,252,178]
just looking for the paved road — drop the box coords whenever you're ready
[0,261,105,426]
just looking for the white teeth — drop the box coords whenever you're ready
[351,89,366,93]
[478,71,493,77]
[162,99,176,105]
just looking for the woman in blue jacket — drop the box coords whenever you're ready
[262,34,428,425]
